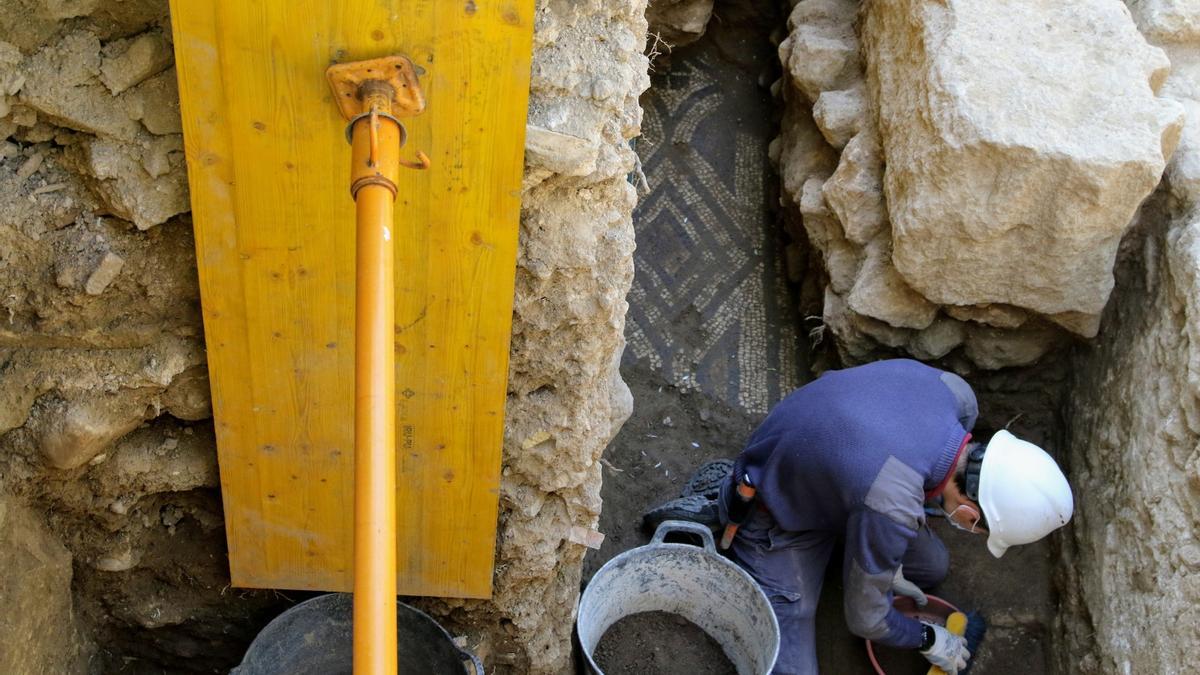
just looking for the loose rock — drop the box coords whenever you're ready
[99,30,172,95]
[84,250,124,295]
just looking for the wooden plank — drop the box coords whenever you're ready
[169,0,532,598]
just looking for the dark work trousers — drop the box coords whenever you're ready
[727,504,949,675]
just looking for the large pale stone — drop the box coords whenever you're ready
[863,0,1184,322]
[162,365,213,421]
[822,288,892,364]
[0,497,92,673]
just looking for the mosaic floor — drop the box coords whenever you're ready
[623,7,803,414]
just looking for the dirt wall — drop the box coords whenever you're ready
[0,1,648,672]
[1058,188,1200,674]
[1056,3,1200,672]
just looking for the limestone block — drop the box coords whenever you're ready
[162,365,213,421]
[1165,96,1200,201]
[822,287,916,365]
[84,250,124,295]
[0,497,92,674]
[822,130,887,245]
[1156,50,1200,202]
[38,390,156,469]
[66,133,188,229]
[812,84,867,149]
[775,100,838,206]
[1127,0,1200,44]
[962,321,1062,370]
[607,344,633,438]
[909,317,966,361]
[799,176,861,294]
[122,67,181,135]
[524,124,599,177]
[0,41,22,119]
[100,30,172,95]
[863,0,1184,321]
[1046,310,1102,338]
[945,303,1029,329]
[646,0,714,47]
[779,0,860,104]
[847,236,938,330]
[821,288,882,364]
[19,30,141,141]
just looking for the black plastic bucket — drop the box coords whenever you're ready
[231,593,481,674]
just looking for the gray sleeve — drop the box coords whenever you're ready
[940,371,978,431]
[842,508,925,648]
[842,457,927,648]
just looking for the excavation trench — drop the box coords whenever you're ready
[585,2,1090,674]
[0,0,1193,673]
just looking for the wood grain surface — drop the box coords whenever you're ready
[169,0,533,598]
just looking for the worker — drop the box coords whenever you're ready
[645,359,1074,675]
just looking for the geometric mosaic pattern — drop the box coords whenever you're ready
[624,45,803,415]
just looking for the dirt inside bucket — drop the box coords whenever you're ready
[592,611,738,675]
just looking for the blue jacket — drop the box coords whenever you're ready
[733,359,977,648]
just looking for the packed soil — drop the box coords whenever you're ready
[583,363,759,579]
[592,611,738,675]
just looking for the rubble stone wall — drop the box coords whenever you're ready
[0,1,647,672]
[774,0,1182,370]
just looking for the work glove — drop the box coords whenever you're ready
[920,622,970,674]
[891,565,928,607]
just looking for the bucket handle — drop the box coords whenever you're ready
[650,519,717,554]
[462,651,484,675]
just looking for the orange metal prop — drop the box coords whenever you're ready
[329,56,427,675]
[352,110,399,675]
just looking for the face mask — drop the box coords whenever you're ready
[942,504,983,533]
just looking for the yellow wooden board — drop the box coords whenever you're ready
[169,0,533,598]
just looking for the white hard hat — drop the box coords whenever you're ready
[977,430,1074,558]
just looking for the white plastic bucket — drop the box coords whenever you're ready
[578,520,779,674]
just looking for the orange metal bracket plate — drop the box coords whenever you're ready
[169,1,533,598]
[326,55,426,121]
